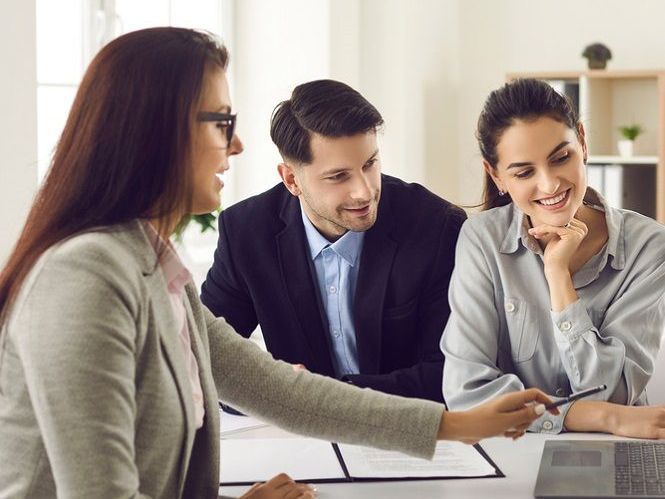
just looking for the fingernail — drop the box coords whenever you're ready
[534,404,546,415]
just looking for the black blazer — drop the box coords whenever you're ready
[201,174,466,402]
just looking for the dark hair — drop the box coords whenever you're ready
[477,78,580,210]
[270,79,384,164]
[0,27,228,320]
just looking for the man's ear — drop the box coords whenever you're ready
[277,162,301,197]
[483,160,505,193]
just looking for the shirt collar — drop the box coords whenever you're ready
[499,187,625,270]
[300,203,364,266]
[142,221,192,294]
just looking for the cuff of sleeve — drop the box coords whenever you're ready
[551,299,594,342]
[528,398,574,434]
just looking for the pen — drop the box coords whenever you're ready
[544,384,607,410]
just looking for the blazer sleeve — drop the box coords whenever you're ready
[200,211,258,337]
[10,244,152,499]
[343,205,466,402]
[204,306,444,459]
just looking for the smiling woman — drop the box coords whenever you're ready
[190,67,243,216]
[442,78,665,440]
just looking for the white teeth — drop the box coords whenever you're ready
[539,191,567,206]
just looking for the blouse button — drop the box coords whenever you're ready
[555,388,566,397]
[542,420,554,431]
[560,321,572,331]
[505,302,516,313]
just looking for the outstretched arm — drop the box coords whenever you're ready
[204,304,554,457]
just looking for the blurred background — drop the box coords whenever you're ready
[3,0,665,275]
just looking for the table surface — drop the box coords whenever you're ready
[218,424,625,499]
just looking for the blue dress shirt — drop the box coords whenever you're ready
[300,205,364,377]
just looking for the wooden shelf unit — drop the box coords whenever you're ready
[507,70,665,223]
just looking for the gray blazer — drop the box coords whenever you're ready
[0,221,443,499]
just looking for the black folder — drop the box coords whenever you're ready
[219,439,503,486]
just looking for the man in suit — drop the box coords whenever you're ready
[201,79,466,402]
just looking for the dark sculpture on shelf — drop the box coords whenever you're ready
[582,43,612,70]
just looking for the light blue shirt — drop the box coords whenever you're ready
[300,205,364,377]
[441,188,665,434]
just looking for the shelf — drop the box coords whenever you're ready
[587,155,658,165]
[507,70,665,81]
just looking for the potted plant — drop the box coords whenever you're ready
[582,43,612,70]
[617,124,643,158]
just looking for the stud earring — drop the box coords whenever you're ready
[498,189,505,196]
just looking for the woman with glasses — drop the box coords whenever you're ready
[0,29,553,499]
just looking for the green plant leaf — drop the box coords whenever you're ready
[618,124,643,141]
[172,208,221,242]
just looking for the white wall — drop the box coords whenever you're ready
[358,0,460,200]
[0,0,37,265]
[455,0,665,206]
[230,0,336,203]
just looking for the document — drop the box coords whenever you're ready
[220,438,346,484]
[337,441,497,478]
[220,437,502,485]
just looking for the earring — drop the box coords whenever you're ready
[498,189,505,196]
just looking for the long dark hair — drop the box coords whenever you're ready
[0,27,228,320]
[477,78,580,210]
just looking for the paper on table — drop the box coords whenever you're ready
[219,408,269,436]
[337,441,497,478]
[220,438,346,484]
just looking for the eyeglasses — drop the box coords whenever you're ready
[197,111,237,147]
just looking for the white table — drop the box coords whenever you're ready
[218,424,623,499]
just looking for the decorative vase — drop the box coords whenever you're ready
[618,139,634,158]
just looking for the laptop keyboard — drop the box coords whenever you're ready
[615,441,665,496]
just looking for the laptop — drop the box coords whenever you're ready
[535,440,665,498]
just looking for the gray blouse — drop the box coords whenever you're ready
[441,189,665,433]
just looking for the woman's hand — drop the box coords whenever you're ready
[529,218,587,311]
[438,388,558,444]
[565,401,665,439]
[607,405,665,440]
[528,218,588,277]
[240,473,316,499]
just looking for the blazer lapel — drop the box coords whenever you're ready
[276,196,336,376]
[125,222,196,490]
[354,193,397,374]
[182,295,219,492]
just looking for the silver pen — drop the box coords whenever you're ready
[544,384,608,410]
